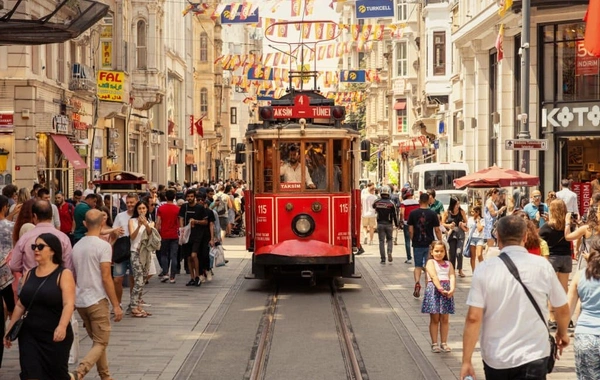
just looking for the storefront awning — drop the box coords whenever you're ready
[51,134,88,170]
[393,101,406,110]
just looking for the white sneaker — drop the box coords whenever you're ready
[363,237,368,244]
[199,275,206,283]
[206,272,212,282]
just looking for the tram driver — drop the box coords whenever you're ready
[280,145,316,189]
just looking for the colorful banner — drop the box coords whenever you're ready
[221,4,259,24]
[356,0,394,19]
[97,70,125,102]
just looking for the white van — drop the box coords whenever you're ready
[411,162,470,213]
[411,162,469,194]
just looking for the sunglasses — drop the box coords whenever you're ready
[533,195,541,199]
[31,243,49,251]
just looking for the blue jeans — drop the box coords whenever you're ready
[413,247,429,268]
[160,239,179,279]
[483,357,549,379]
[403,227,412,260]
[377,224,394,260]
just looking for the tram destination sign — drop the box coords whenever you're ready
[504,139,548,151]
[271,105,331,119]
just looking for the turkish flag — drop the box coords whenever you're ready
[189,115,194,135]
[195,119,204,137]
[584,0,600,57]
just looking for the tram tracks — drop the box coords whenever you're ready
[245,280,368,380]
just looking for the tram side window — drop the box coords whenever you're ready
[279,142,316,190]
[333,140,343,192]
[263,141,274,193]
[306,142,328,190]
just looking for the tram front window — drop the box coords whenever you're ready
[280,144,316,189]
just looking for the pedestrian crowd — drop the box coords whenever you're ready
[0,179,245,379]
[360,178,600,379]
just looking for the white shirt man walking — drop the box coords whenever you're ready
[460,215,570,379]
[71,209,123,380]
[555,178,579,215]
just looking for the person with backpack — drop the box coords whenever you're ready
[210,186,231,241]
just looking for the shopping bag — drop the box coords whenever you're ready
[179,224,191,245]
[68,315,79,365]
[210,244,226,267]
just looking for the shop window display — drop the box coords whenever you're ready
[542,22,600,102]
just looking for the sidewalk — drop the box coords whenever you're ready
[357,238,577,380]
[0,241,252,380]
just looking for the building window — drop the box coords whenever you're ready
[45,44,54,79]
[200,88,208,113]
[32,45,40,74]
[57,44,65,83]
[542,22,599,102]
[129,136,139,173]
[396,109,407,133]
[453,112,463,145]
[136,20,147,69]
[396,0,408,21]
[230,138,237,151]
[395,41,407,77]
[230,107,237,124]
[433,31,446,76]
[200,32,208,62]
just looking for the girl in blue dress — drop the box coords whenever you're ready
[421,240,456,353]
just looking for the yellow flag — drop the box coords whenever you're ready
[498,0,513,17]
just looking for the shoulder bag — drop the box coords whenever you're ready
[112,236,131,263]
[498,252,558,374]
[6,271,51,341]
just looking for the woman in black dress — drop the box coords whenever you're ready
[3,233,76,380]
[442,196,469,278]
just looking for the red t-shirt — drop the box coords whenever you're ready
[157,203,180,239]
[58,202,74,235]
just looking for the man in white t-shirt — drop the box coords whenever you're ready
[460,215,570,379]
[72,209,123,380]
[361,184,377,245]
[82,181,96,197]
[111,193,138,308]
[555,178,579,215]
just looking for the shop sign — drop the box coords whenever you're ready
[355,0,394,19]
[576,41,599,76]
[101,41,112,69]
[52,115,70,134]
[572,182,591,217]
[97,70,125,102]
[0,113,14,130]
[542,104,600,129]
[393,79,405,95]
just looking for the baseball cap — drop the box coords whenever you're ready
[532,190,542,197]
[380,186,390,195]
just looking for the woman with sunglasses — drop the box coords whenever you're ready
[3,233,76,380]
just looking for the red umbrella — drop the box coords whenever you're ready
[453,165,540,188]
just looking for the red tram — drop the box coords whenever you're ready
[237,90,369,281]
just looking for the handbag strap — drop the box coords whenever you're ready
[498,252,548,329]
[22,268,53,318]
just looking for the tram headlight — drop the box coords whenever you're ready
[292,214,315,238]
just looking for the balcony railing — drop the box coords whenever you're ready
[68,63,96,93]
